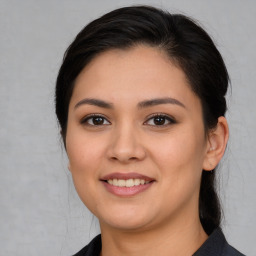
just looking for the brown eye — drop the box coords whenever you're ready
[92,116,104,125]
[153,116,166,125]
[145,114,176,126]
[82,115,111,126]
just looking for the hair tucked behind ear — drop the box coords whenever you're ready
[55,5,229,234]
[199,171,222,234]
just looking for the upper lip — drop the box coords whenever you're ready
[101,172,155,181]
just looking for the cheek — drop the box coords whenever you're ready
[65,129,106,201]
[67,143,102,214]
[152,130,205,168]
[149,128,206,191]
[155,133,205,208]
[66,126,106,171]
[68,143,101,170]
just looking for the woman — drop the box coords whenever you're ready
[55,6,244,256]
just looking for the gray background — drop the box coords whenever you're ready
[0,0,255,255]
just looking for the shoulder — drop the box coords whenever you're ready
[223,243,245,256]
[193,228,245,256]
[72,234,101,256]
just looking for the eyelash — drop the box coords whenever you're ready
[80,113,176,127]
[144,113,176,126]
[81,114,111,126]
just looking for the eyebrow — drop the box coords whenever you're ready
[74,97,185,109]
[138,97,186,109]
[74,98,114,109]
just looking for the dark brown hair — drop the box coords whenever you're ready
[55,5,229,235]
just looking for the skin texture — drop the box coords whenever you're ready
[66,45,229,256]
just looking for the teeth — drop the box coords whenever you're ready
[118,179,126,187]
[107,178,150,187]
[126,179,134,187]
[134,179,140,186]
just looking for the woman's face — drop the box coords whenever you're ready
[66,45,211,231]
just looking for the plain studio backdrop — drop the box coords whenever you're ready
[0,0,255,255]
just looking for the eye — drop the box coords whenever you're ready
[144,114,176,126]
[81,114,111,126]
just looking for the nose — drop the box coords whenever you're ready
[106,123,146,163]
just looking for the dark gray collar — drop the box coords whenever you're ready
[193,228,245,256]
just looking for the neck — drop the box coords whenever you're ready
[100,216,208,256]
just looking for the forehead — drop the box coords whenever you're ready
[71,45,199,109]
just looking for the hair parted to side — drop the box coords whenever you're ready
[55,5,229,235]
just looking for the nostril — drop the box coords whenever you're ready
[106,140,146,162]
[110,156,118,161]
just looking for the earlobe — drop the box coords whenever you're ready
[203,116,229,171]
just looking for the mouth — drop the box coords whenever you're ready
[100,173,155,196]
[105,178,151,187]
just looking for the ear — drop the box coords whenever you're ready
[203,116,229,171]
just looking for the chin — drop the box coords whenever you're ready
[100,218,150,231]
[97,208,154,231]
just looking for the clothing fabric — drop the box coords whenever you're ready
[72,228,245,256]
[192,228,245,256]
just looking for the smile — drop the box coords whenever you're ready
[107,178,150,187]
[101,173,155,196]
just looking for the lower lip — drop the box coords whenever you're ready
[102,181,154,197]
